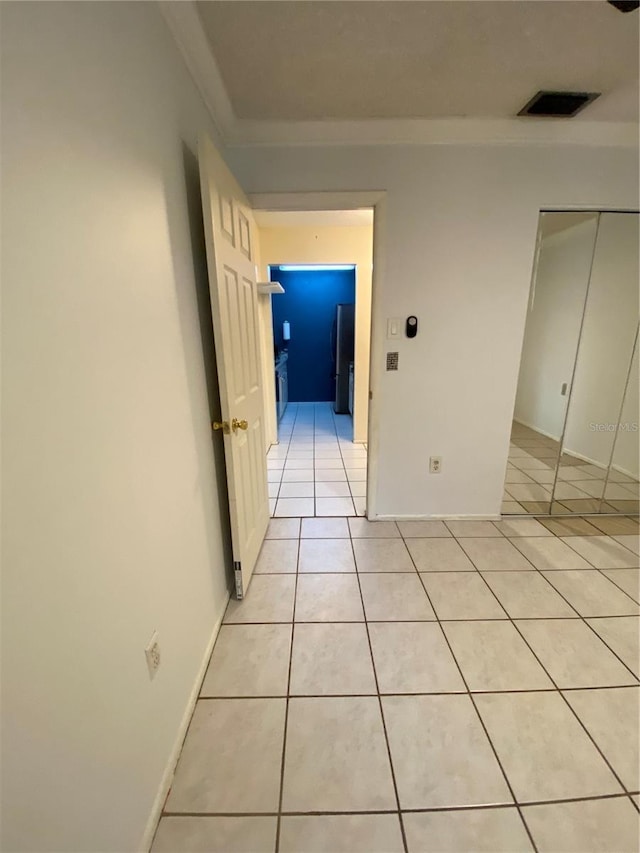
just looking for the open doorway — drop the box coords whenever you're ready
[254,209,374,519]
[271,263,356,428]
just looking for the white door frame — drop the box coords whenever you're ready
[249,191,387,521]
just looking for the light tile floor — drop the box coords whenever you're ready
[267,402,367,518]
[152,516,640,853]
[504,422,640,517]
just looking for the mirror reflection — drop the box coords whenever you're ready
[505,210,639,517]
[603,332,639,514]
[505,213,598,514]
[553,213,639,514]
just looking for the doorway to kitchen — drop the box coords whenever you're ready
[254,207,375,519]
[270,264,360,517]
[272,264,356,430]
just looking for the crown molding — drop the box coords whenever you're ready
[159,1,639,151]
[158,0,237,144]
[230,117,638,148]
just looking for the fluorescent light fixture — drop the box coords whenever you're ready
[274,264,356,272]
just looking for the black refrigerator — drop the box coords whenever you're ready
[333,303,355,414]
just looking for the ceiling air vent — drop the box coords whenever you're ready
[518,91,601,118]
[607,1,639,12]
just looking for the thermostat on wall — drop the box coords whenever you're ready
[406,316,418,338]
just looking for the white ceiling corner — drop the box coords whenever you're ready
[159,0,238,143]
[160,0,639,149]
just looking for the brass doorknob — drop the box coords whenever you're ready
[232,418,249,431]
[212,420,230,434]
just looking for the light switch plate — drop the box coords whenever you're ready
[387,318,401,339]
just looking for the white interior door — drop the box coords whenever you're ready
[199,134,269,599]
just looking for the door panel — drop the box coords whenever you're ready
[199,134,269,598]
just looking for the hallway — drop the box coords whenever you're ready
[268,402,367,518]
[152,515,639,852]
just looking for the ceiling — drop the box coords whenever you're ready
[254,209,374,228]
[196,1,638,122]
[160,1,639,146]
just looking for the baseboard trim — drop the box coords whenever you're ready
[563,450,638,481]
[559,446,607,470]
[611,461,639,480]
[512,417,561,443]
[374,513,502,521]
[138,593,229,852]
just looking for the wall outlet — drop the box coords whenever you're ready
[145,632,161,680]
[429,456,442,474]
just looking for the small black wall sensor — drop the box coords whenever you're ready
[406,316,418,338]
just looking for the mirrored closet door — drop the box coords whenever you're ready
[602,331,639,513]
[505,211,639,517]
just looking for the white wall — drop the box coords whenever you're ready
[227,145,639,517]
[514,216,598,440]
[562,213,639,469]
[258,225,373,443]
[1,3,232,851]
[2,10,639,853]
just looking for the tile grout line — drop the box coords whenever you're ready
[347,522,409,853]
[272,402,296,517]
[334,404,362,516]
[452,535,637,802]
[539,516,639,537]
[600,565,640,604]
[331,402,357,516]
[484,529,640,685]
[273,530,300,853]
[546,562,640,609]
[199,683,640,700]
[152,587,249,845]
[158,515,638,847]
[275,402,364,518]
[550,525,640,562]
[550,534,640,604]
[514,558,640,683]
[482,532,640,682]
[312,402,317,517]
[402,529,541,853]
[161,789,639,819]
[221,614,639,624]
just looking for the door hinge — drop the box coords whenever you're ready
[369,390,373,400]
[233,561,244,600]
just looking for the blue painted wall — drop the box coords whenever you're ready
[271,266,356,402]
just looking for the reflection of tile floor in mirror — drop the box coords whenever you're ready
[267,402,366,518]
[152,515,640,853]
[504,422,640,516]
